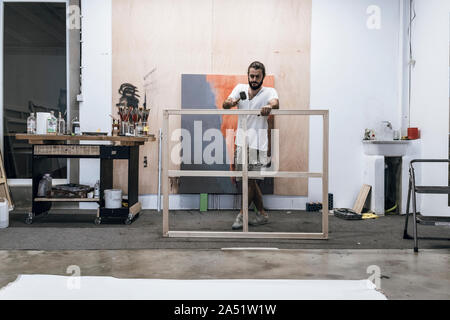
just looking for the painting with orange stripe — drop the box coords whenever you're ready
[180,74,274,195]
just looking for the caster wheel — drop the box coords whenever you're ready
[25,217,33,225]
[124,218,132,225]
[94,218,102,225]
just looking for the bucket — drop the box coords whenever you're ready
[104,189,122,209]
[36,112,51,134]
[0,198,9,228]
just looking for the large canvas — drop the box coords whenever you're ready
[179,74,275,194]
[112,0,311,196]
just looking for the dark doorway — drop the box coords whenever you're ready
[3,2,67,178]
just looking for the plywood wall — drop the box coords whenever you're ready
[112,0,311,196]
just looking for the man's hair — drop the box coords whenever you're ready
[248,61,266,78]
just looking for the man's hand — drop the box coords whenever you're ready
[260,105,272,116]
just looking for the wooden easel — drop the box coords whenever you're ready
[0,151,14,210]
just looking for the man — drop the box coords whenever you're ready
[223,61,279,230]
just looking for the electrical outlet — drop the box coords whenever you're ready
[144,156,148,168]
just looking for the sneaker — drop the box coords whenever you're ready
[249,211,269,226]
[232,213,243,230]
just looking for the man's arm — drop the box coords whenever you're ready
[260,98,279,116]
[223,97,239,109]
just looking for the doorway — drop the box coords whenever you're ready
[1,1,68,179]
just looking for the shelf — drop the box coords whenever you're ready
[15,134,156,145]
[34,198,100,202]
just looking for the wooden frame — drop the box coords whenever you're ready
[162,109,329,239]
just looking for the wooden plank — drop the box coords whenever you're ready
[168,231,326,240]
[34,198,99,202]
[129,201,142,216]
[168,170,321,178]
[16,134,154,145]
[322,112,329,238]
[112,0,213,195]
[163,111,170,236]
[169,170,242,178]
[353,184,372,214]
[242,118,249,233]
[0,151,14,210]
[112,0,311,195]
[166,109,327,116]
[249,172,322,179]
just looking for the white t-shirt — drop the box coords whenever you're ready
[228,83,279,151]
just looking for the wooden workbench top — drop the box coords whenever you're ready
[15,133,156,146]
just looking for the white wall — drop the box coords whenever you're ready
[409,0,450,216]
[309,0,402,209]
[79,0,112,208]
[78,0,412,211]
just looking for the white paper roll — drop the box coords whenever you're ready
[36,112,51,134]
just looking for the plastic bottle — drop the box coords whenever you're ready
[27,112,36,134]
[57,112,66,135]
[46,111,57,135]
[94,180,100,198]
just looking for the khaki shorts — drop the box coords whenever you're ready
[234,146,270,180]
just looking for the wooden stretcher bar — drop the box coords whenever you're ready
[162,109,329,239]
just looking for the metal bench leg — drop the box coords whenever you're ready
[403,178,413,239]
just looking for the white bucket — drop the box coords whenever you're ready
[0,198,9,228]
[104,189,122,209]
[36,112,51,134]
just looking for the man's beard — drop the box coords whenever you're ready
[249,80,263,90]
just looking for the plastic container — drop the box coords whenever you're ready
[46,111,57,134]
[36,112,51,134]
[104,189,122,209]
[0,198,9,228]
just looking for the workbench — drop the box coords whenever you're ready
[15,134,155,225]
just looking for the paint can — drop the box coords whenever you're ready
[104,189,122,209]
[407,127,420,140]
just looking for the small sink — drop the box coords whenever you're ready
[363,140,410,157]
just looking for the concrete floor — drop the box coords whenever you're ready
[4,210,450,250]
[0,249,449,300]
